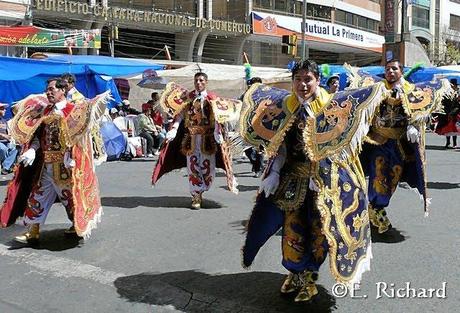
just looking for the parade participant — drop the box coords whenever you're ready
[433,79,460,149]
[61,73,84,102]
[241,59,386,302]
[242,77,264,178]
[326,74,340,94]
[0,78,108,243]
[359,59,451,233]
[152,72,240,209]
[61,73,106,167]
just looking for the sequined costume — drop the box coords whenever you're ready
[0,92,108,238]
[360,77,450,233]
[241,82,387,298]
[152,82,241,207]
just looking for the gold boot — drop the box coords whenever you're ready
[14,224,40,244]
[191,193,202,209]
[280,272,299,294]
[369,205,391,234]
[294,271,319,302]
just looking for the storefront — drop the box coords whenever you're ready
[246,10,385,66]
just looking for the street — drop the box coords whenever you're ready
[0,133,459,313]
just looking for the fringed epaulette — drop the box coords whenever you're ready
[304,82,387,161]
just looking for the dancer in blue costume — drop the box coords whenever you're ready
[359,59,451,233]
[240,60,387,302]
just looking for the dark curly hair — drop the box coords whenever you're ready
[291,59,320,80]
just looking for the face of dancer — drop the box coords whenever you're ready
[292,69,319,101]
[46,80,66,104]
[385,61,403,84]
[194,75,208,93]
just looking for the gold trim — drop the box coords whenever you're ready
[314,160,370,283]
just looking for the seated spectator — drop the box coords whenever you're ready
[138,102,161,157]
[120,99,140,116]
[148,95,166,148]
[110,108,128,137]
[0,103,20,174]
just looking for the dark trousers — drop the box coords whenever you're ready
[244,147,263,173]
[139,131,160,154]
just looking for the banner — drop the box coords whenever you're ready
[0,26,101,48]
[252,11,384,53]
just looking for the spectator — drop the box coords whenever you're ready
[326,74,340,94]
[0,103,19,174]
[110,108,128,137]
[120,99,140,116]
[148,99,166,148]
[138,102,161,157]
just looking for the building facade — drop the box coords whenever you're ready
[0,0,29,56]
[6,0,452,66]
[22,0,388,66]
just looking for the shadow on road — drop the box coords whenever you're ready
[3,228,82,251]
[221,184,259,192]
[101,196,223,209]
[0,178,11,186]
[114,270,337,313]
[371,226,407,243]
[427,181,460,189]
[229,219,248,234]
[425,145,447,151]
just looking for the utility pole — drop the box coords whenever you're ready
[400,0,406,42]
[23,2,33,58]
[301,0,308,59]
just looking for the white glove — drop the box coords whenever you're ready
[259,171,280,198]
[406,125,420,143]
[165,128,177,142]
[18,148,36,167]
[214,130,224,144]
[63,151,76,169]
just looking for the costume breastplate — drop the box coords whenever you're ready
[41,119,65,163]
[373,97,408,129]
[185,99,214,134]
[284,110,310,164]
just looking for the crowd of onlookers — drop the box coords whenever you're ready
[104,92,171,159]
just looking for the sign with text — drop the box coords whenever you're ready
[252,11,384,53]
[34,0,251,35]
[0,26,101,48]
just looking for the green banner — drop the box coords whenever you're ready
[0,26,101,48]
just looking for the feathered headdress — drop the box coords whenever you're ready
[404,62,424,80]
[244,62,252,82]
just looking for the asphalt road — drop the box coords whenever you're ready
[0,133,459,313]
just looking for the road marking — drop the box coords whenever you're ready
[0,244,184,312]
[0,244,123,285]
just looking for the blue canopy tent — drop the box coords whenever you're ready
[358,65,460,84]
[0,54,164,118]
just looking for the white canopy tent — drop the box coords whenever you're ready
[124,62,291,107]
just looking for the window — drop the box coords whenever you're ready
[255,0,273,10]
[307,4,331,21]
[274,0,287,11]
[335,10,346,24]
[451,14,460,31]
[334,9,379,33]
[358,16,367,29]
[412,5,430,29]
